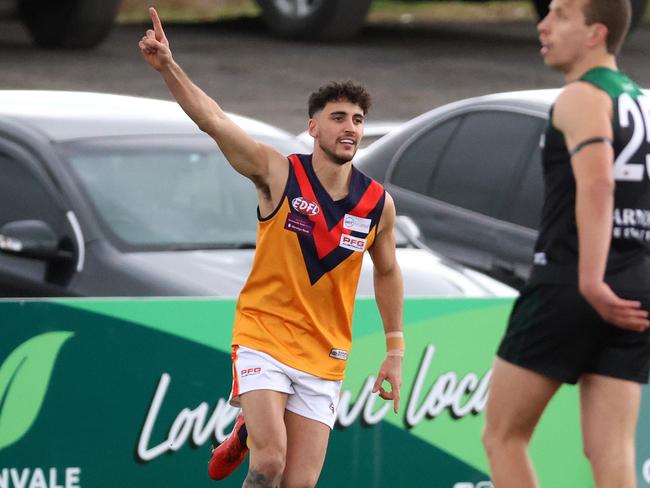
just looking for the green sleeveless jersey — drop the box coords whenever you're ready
[529,67,650,291]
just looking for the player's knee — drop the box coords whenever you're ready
[482,421,530,458]
[481,424,500,458]
[583,439,598,462]
[583,437,632,467]
[249,445,286,482]
[281,470,320,488]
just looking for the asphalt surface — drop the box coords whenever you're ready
[1,16,649,133]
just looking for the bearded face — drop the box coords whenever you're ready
[309,100,365,165]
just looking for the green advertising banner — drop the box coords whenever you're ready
[1,298,649,487]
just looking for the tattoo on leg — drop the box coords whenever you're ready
[243,469,275,488]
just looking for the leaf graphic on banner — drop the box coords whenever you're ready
[0,331,74,451]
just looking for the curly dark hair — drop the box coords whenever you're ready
[308,81,372,118]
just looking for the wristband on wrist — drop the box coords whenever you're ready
[385,331,405,357]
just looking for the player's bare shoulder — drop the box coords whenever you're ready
[554,81,612,129]
[377,191,396,236]
[553,81,614,151]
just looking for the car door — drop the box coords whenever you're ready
[0,139,78,297]
[385,108,545,286]
[492,133,546,284]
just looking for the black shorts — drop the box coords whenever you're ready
[497,284,650,384]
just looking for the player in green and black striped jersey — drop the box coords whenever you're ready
[484,1,650,487]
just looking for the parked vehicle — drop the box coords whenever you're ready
[0,0,123,48]
[257,0,646,40]
[0,91,516,298]
[1,0,645,48]
[355,87,649,289]
[356,89,556,289]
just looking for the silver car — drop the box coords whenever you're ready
[355,88,648,288]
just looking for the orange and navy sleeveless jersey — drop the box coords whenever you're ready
[232,154,386,380]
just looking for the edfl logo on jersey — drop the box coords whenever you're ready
[291,197,320,216]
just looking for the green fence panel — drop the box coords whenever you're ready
[1,298,648,487]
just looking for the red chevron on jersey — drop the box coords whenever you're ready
[288,154,384,259]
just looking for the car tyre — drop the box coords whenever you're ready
[19,0,121,48]
[532,0,647,30]
[256,0,373,40]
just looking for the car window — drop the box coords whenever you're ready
[390,118,460,194]
[59,135,262,251]
[506,136,545,229]
[59,134,308,251]
[426,111,543,218]
[0,151,65,232]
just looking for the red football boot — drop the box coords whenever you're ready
[208,414,249,480]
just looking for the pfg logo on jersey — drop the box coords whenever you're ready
[292,197,320,216]
[339,234,366,253]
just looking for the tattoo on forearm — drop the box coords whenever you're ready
[243,469,276,488]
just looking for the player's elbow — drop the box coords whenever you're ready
[196,106,227,136]
[373,262,403,290]
[196,116,219,136]
[578,176,615,200]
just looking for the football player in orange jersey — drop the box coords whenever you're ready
[140,8,404,488]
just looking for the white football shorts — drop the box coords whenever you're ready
[229,345,342,429]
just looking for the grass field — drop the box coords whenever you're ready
[122,0,650,24]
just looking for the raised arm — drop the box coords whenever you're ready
[138,8,286,188]
[368,193,404,413]
[554,82,649,331]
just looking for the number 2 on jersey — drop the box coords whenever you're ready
[615,93,650,182]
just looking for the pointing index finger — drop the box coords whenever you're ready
[149,7,165,40]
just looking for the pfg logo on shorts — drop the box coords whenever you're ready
[339,234,366,253]
[292,197,320,216]
[240,367,262,377]
[329,349,348,361]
